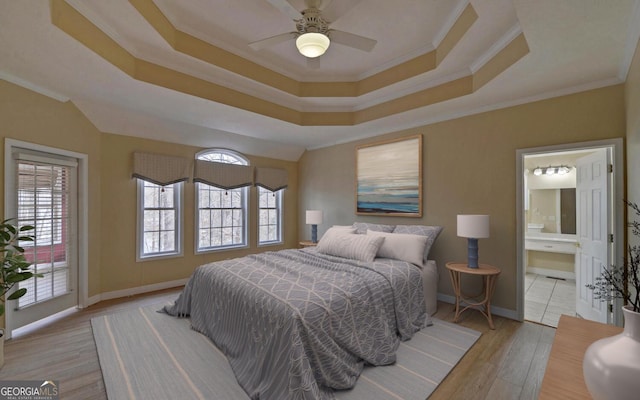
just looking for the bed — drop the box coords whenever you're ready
[163,223,442,400]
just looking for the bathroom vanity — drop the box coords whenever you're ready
[524,233,577,255]
[525,230,577,280]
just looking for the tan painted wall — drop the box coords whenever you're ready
[0,79,299,303]
[99,133,298,293]
[0,80,103,299]
[298,85,626,312]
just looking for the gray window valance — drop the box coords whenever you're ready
[193,159,254,189]
[132,152,191,186]
[255,167,288,192]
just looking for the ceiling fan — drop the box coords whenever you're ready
[249,0,377,59]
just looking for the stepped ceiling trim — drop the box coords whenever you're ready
[51,0,529,127]
[129,0,478,98]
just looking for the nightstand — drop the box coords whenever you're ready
[299,240,317,248]
[445,262,501,329]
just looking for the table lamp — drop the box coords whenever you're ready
[306,210,323,243]
[457,215,490,268]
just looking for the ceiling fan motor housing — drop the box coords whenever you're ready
[295,8,329,35]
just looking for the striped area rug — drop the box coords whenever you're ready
[92,304,480,400]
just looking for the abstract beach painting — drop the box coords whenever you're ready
[356,135,422,217]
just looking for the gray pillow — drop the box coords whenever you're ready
[392,225,443,262]
[352,222,396,234]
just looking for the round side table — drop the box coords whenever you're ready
[445,262,501,329]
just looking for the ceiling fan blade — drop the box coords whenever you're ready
[265,0,303,20]
[249,32,297,50]
[320,0,363,22]
[329,30,376,52]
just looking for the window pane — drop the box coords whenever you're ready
[159,187,174,208]
[160,231,175,252]
[221,191,232,208]
[199,186,210,208]
[211,210,222,228]
[144,186,158,208]
[210,189,221,208]
[144,231,159,253]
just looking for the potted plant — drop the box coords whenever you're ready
[0,218,40,367]
[583,201,640,400]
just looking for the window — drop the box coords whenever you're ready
[137,180,183,259]
[16,156,75,308]
[258,187,282,245]
[196,150,248,252]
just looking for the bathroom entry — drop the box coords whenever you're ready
[518,140,624,328]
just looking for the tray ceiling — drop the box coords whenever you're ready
[0,0,638,160]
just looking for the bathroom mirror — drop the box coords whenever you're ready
[528,188,576,234]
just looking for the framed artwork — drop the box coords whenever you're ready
[356,135,422,217]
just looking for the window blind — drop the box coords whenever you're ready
[255,167,288,192]
[193,159,254,189]
[132,152,191,186]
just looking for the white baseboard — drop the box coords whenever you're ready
[527,266,575,281]
[437,293,519,321]
[86,279,188,307]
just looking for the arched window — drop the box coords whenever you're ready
[195,149,249,252]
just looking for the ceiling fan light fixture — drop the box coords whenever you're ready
[296,32,330,58]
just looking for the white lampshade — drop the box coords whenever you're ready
[296,33,330,58]
[457,215,490,239]
[306,210,323,225]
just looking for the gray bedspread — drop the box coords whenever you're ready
[163,248,429,400]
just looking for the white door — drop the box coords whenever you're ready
[575,149,611,323]
[5,149,78,334]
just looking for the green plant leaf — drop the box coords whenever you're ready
[6,272,34,283]
[7,287,27,300]
[0,304,4,316]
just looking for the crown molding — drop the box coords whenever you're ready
[0,71,69,102]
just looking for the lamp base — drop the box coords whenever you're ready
[311,225,318,243]
[467,238,479,268]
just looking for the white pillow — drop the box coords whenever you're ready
[366,230,428,267]
[317,230,385,262]
[331,225,357,231]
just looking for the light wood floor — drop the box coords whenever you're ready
[0,289,556,399]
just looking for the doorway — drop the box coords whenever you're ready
[4,139,89,338]
[516,139,625,327]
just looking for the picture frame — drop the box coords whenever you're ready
[355,135,422,217]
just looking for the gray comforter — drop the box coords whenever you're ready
[163,248,429,400]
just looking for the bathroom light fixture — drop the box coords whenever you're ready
[532,165,572,176]
[296,32,330,58]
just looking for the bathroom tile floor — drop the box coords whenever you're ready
[525,272,576,328]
